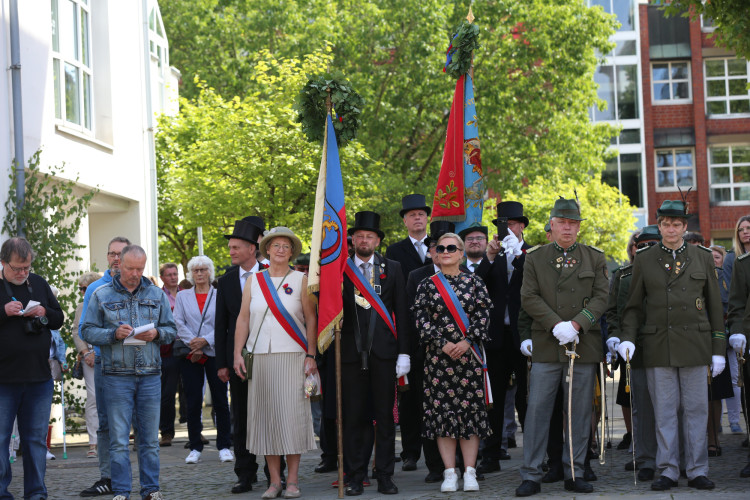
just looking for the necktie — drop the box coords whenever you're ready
[360,262,371,283]
[415,241,426,263]
[469,262,476,273]
[240,271,251,291]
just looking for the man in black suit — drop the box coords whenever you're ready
[214,217,265,494]
[471,202,532,475]
[385,194,432,472]
[343,211,410,496]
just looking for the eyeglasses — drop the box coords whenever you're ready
[78,286,87,293]
[465,236,486,243]
[107,251,122,258]
[435,244,460,254]
[270,243,292,251]
[636,241,658,249]
[5,263,31,273]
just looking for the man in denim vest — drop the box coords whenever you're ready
[82,245,176,500]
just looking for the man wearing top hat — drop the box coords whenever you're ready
[342,211,410,496]
[516,198,609,496]
[214,217,266,493]
[385,194,432,472]
[620,200,725,491]
[469,202,531,474]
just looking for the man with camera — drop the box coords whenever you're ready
[0,237,64,500]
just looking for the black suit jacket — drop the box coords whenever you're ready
[341,254,410,363]
[214,266,242,370]
[474,242,531,351]
[386,237,432,281]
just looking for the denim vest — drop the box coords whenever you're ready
[81,275,176,376]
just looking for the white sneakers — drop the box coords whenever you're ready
[441,468,458,492]
[441,467,479,493]
[46,450,56,460]
[219,448,235,462]
[185,450,202,464]
[463,466,479,491]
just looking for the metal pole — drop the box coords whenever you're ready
[9,0,26,236]
[335,325,344,499]
[197,227,204,255]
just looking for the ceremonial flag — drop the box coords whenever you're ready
[308,115,348,353]
[432,45,485,234]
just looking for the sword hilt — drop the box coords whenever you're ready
[625,349,631,393]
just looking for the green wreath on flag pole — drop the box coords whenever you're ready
[295,74,363,148]
[444,21,480,79]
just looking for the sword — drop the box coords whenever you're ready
[737,352,750,444]
[565,342,580,481]
[625,349,636,484]
[607,358,614,449]
[599,361,606,465]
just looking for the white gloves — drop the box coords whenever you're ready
[501,229,523,257]
[617,341,635,362]
[520,339,533,357]
[729,334,747,354]
[552,321,579,345]
[606,352,614,364]
[606,337,620,356]
[396,354,411,378]
[711,355,726,377]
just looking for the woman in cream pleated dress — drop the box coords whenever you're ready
[234,227,318,499]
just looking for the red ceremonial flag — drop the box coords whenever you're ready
[432,74,466,222]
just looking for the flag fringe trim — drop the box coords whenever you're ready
[431,215,465,223]
[317,311,343,354]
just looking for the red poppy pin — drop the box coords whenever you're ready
[380,273,386,279]
[283,283,293,295]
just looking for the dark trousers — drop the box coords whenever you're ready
[229,374,258,481]
[483,345,516,461]
[180,356,232,452]
[342,356,396,481]
[515,354,529,430]
[398,352,422,461]
[159,355,180,438]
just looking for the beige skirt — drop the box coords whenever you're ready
[246,351,317,455]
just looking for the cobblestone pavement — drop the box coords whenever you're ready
[8,417,750,499]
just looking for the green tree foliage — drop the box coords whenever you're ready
[3,150,98,428]
[156,50,377,271]
[664,1,750,59]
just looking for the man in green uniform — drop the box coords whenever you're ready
[620,200,725,491]
[515,198,609,497]
[725,239,750,478]
[606,225,660,481]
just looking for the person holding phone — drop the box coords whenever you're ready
[173,255,233,465]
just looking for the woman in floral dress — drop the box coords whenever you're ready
[412,233,493,493]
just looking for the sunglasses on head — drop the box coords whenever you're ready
[636,241,658,249]
[435,244,459,254]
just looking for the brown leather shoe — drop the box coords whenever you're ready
[159,435,172,447]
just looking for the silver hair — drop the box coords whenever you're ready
[186,255,215,284]
[120,245,146,262]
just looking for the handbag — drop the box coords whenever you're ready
[174,289,214,359]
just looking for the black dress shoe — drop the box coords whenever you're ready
[231,479,252,494]
[583,466,597,482]
[564,478,593,493]
[616,432,631,450]
[651,476,678,491]
[741,462,750,478]
[476,459,501,474]
[624,461,639,471]
[376,476,398,495]
[402,458,417,471]
[637,468,655,481]
[345,481,363,496]
[475,470,485,481]
[499,449,511,460]
[515,480,541,497]
[687,476,715,490]
[508,437,517,448]
[424,471,443,483]
[315,460,338,473]
[541,465,563,483]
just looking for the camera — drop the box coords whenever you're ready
[23,315,49,335]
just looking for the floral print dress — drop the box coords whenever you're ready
[412,272,493,440]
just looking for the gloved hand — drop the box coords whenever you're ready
[606,337,620,356]
[502,229,523,257]
[396,354,411,378]
[553,321,579,345]
[729,334,747,354]
[711,355,726,377]
[617,341,635,362]
[606,352,614,364]
[520,339,533,357]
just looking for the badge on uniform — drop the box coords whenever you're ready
[583,297,590,308]
[696,297,703,311]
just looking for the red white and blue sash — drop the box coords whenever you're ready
[430,272,493,407]
[257,270,308,351]
[344,260,397,338]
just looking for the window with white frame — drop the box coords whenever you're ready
[709,145,750,203]
[51,0,92,130]
[652,61,691,102]
[655,148,695,190]
[705,58,750,116]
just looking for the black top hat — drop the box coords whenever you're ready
[458,223,488,241]
[224,219,264,245]
[399,194,432,218]
[348,211,385,240]
[241,216,266,232]
[427,221,456,245]
[493,201,529,227]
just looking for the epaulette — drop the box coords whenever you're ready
[636,245,652,254]
[618,264,632,273]
[588,245,604,254]
[526,245,541,254]
[738,252,750,261]
[697,245,712,253]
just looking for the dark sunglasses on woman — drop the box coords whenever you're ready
[436,244,459,254]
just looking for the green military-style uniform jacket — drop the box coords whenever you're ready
[606,264,645,368]
[621,242,725,367]
[520,241,609,364]
[726,251,750,344]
